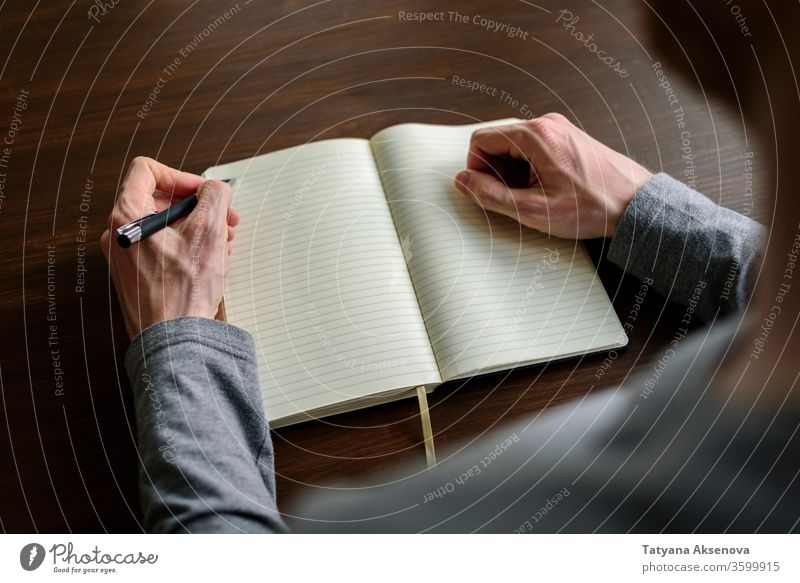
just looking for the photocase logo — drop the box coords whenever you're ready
[20,543,46,571]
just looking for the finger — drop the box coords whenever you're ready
[455,169,549,230]
[465,142,514,180]
[466,123,547,174]
[153,188,198,212]
[227,207,240,227]
[127,156,204,197]
[181,179,234,242]
[99,229,110,261]
[113,157,205,226]
[227,225,236,242]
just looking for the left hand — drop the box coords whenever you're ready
[100,156,240,339]
[454,114,653,239]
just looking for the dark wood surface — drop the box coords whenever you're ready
[0,0,767,532]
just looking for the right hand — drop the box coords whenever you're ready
[454,113,653,239]
[100,157,239,339]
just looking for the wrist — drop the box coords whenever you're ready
[123,301,221,339]
[610,168,654,238]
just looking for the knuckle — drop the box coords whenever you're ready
[472,183,488,200]
[107,209,127,230]
[199,181,218,200]
[519,196,542,215]
[203,217,227,239]
[199,180,231,204]
[541,112,570,125]
[164,245,185,265]
[527,117,551,136]
[216,180,233,198]
[508,127,536,158]
[130,155,152,168]
[498,187,516,209]
[477,182,501,205]
[471,128,491,141]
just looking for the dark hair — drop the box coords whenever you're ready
[646,1,790,113]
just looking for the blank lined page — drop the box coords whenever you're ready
[370,121,627,381]
[205,139,441,425]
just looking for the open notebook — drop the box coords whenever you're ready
[204,119,627,428]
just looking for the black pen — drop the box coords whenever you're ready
[116,178,234,248]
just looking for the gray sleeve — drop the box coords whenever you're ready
[125,317,288,533]
[607,173,765,323]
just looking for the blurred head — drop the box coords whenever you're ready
[645,1,796,115]
[645,1,800,401]
[645,1,800,243]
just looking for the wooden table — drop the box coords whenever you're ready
[0,0,767,531]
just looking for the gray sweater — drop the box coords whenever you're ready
[126,173,794,533]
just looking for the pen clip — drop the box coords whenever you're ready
[115,211,156,248]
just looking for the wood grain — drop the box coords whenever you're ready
[0,0,768,531]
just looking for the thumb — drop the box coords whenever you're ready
[455,169,523,215]
[181,180,233,241]
[455,169,549,230]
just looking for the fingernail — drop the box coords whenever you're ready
[455,171,470,189]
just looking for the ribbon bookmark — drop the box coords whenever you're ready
[416,386,436,468]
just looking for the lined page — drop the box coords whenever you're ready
[370,121,627,381]
[205,139,441,425]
